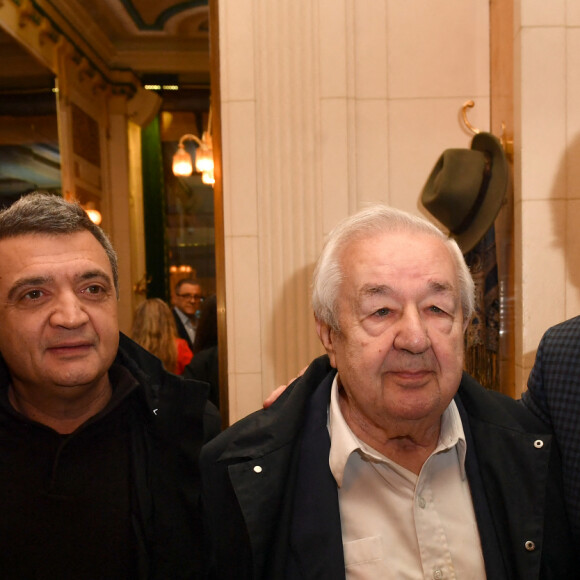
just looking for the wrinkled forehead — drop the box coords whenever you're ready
[339,230,459,287]
[0,231,114,281]
[341,228,452,259]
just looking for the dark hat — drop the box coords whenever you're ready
[420,132,509,253]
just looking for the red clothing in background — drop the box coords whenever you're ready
[175,338,193,375]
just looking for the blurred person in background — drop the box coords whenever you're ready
[172,278,204,352]
[132,298,193,375]
[184,294,219,408]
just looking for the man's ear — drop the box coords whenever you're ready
[315,318,338,368]
[462,314,471,334]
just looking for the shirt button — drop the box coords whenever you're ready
[525,540,536,551]
[253,465,263,474]
[418,496,426,509]
[533,439,544,449]
[433,568,443,579]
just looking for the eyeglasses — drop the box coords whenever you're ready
[176,293,204,301]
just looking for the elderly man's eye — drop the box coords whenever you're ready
[375,307,390,317]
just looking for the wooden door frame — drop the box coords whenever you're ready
[209,0,229,428]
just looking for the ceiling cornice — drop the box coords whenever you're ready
[32,0,117,74]
[4,0,139,96]
[119,0,207,32]
[17,0,210,82]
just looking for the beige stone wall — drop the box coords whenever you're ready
[218,0,492,422]
[513,1,580,395]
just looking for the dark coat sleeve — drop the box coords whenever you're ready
[521,328,552,426]
[520,316,580,544]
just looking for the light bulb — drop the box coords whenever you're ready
[86,208,102,225]
[195,148,214,173]
[202,170,215,185]
[172,145,193,176]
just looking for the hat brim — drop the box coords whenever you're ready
[451,132,509,253]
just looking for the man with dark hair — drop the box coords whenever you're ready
[173,278,204,351]
[201,204,576,579]
[0,192,220,579]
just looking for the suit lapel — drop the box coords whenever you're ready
[285,377,345,579]
[222,364,337,578]
[457,376,549,580]
[226,373,344,579]
[456,395,508,579]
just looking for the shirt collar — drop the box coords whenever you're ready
[174,306,193,328]
[328,375,467,487]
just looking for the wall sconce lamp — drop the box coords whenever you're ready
[172,108,214,185]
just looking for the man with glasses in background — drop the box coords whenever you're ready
[172,278,204,352]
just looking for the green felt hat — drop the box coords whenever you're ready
[421,132,509,253]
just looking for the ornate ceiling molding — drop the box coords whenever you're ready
[118,0,208,32]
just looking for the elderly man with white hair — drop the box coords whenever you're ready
[201,205,576,579]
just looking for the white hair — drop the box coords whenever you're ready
[311,204,475,331]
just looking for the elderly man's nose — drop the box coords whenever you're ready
[393,309,430,353]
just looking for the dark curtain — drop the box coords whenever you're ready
[141,116,169,300]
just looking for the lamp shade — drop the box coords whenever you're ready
[195,132,214,173]
[201,169,215,185]
[195,149,214,173]
[172,144,194,177]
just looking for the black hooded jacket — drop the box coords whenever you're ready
[0,332,221,579]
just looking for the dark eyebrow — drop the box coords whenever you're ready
[8,276,52,301]
[7,270,113,301]
[77,270,113,286]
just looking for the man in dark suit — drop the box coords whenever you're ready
[200,205,576,579]
[172,278,203,351]
[522,315,580,543]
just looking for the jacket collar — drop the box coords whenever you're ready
[218,355,336,462]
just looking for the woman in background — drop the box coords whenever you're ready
[131,298,193,375]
